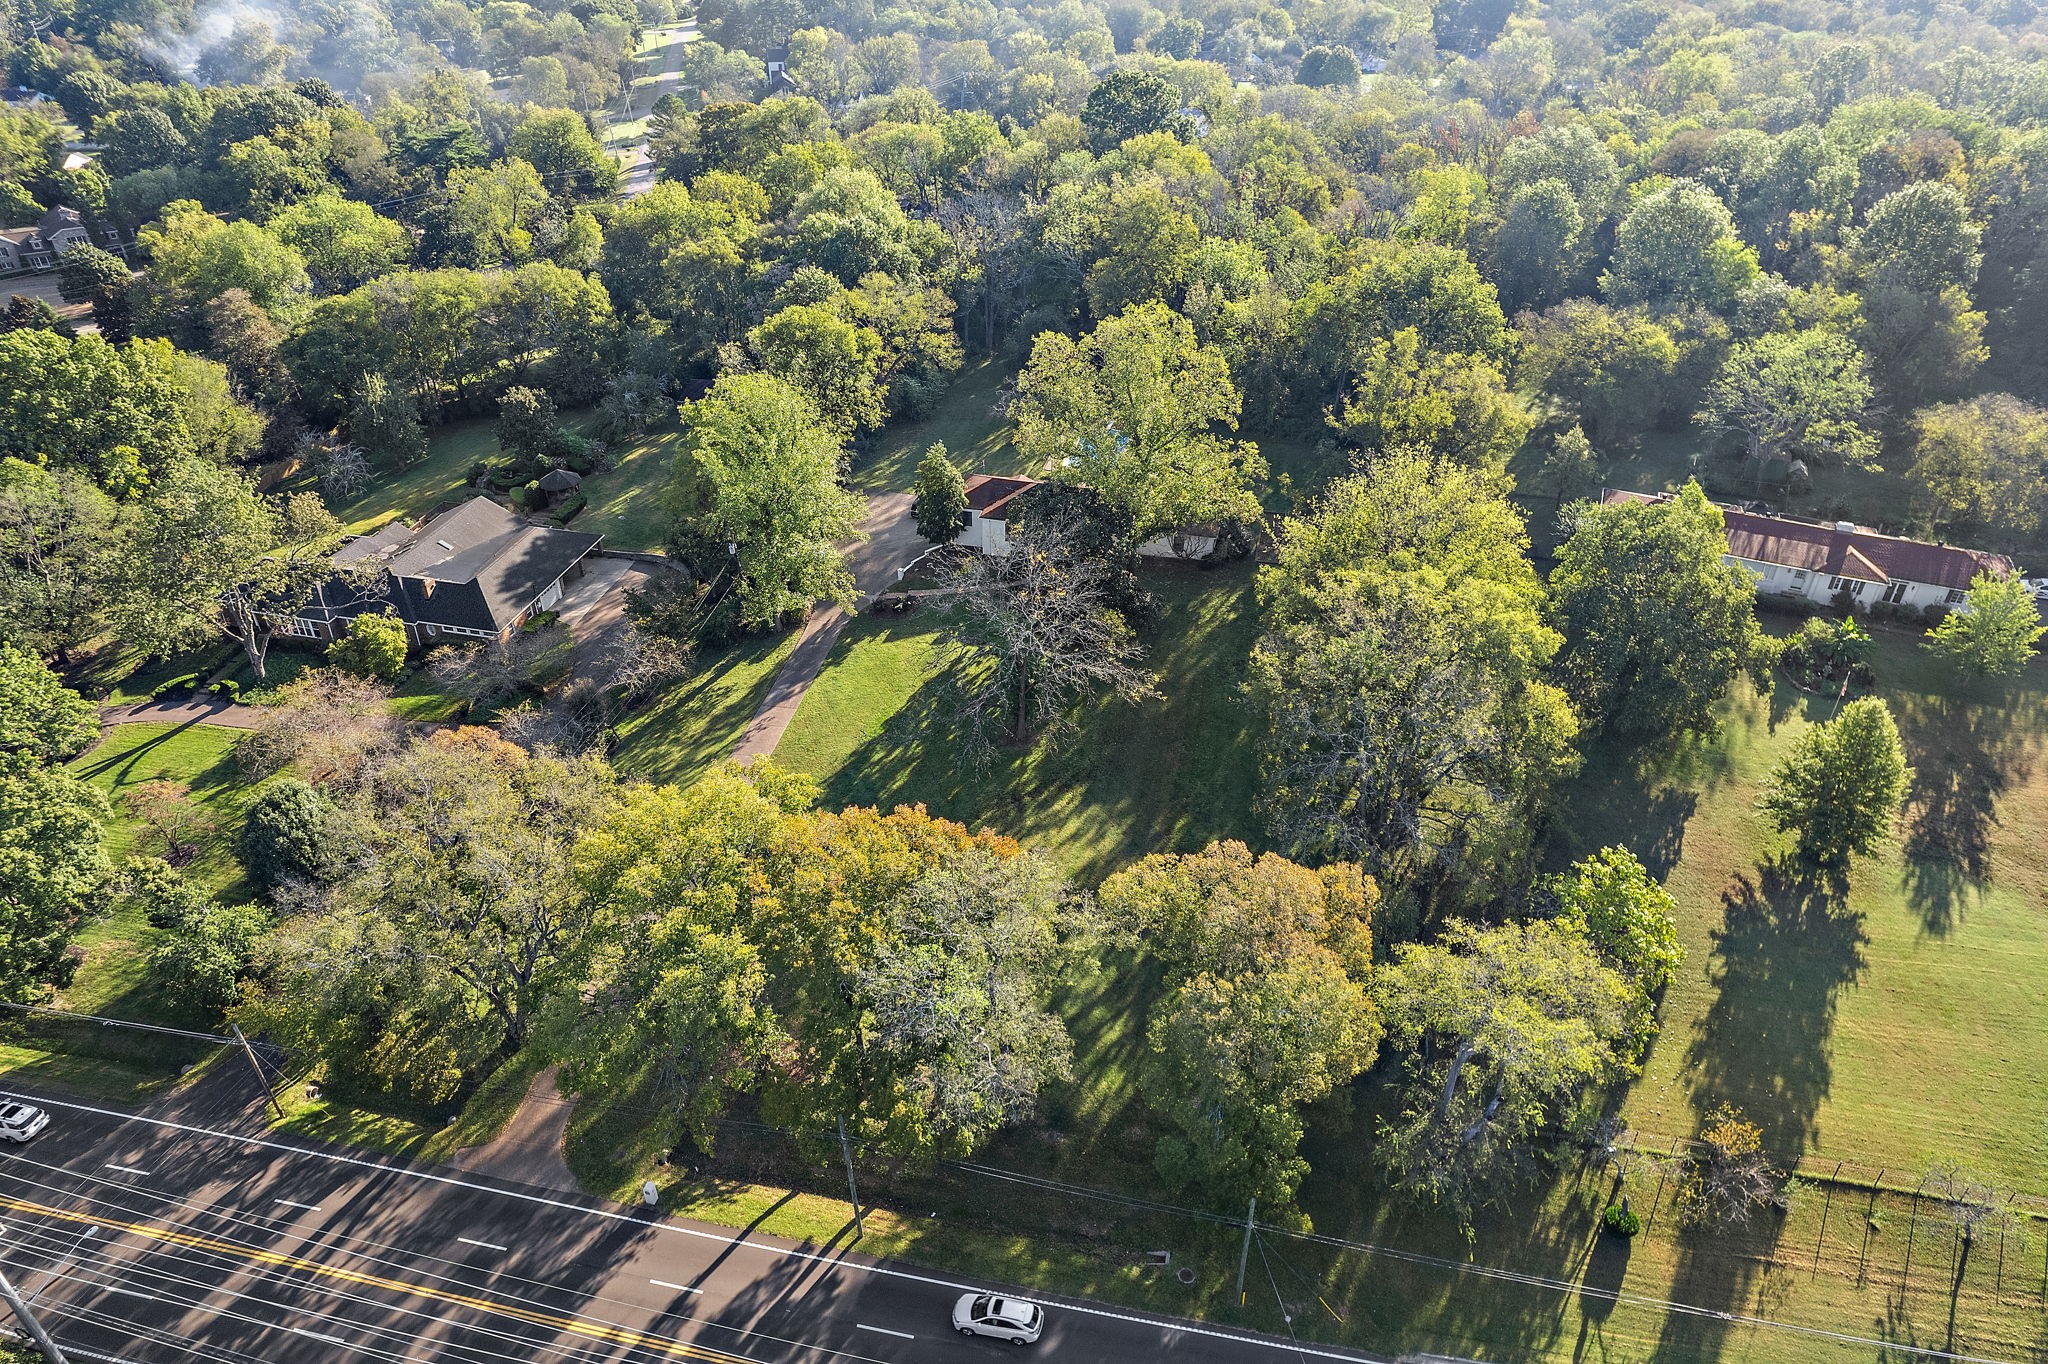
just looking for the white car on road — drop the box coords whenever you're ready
[951,1292,1044,1344]
[0,1103,49,1142]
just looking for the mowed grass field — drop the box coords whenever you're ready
[63,722,255,1024]
[770,561,1263,883]
[1560,622,2048,1188]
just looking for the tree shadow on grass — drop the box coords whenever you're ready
[1541,738,1712,880]
[611,630,793,785]
[816,565,1262,884]
[1891,684,2043,936]
[1650,855,1867,1362]
[1684,854,1867,1157]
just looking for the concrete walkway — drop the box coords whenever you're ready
[730,492,923,763]
[102,697,262,730]
[731,605,848,761]
[450,1065,579,1193]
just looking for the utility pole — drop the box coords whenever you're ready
[1234,1196,1257,1303]
[836,1116,865,1240]
[230,1024,285,1121]
[0,1264,68,1364]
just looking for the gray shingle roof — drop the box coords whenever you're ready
[314,497,602,634]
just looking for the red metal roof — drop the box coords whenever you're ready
[963,473,1041,521]
[1599,490,2010,591]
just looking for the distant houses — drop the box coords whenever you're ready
[0,206,117,273]
[1601,489,2014,613]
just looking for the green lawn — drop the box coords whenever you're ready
[607,628,801,786]
[579,422,677,552]
[323,411,677,552]
[70,642,240,705]
[1550,622,2048,1190]
[852,357,1024,494]
[64,722,257,1024]
[328,419,502,536]
[772,561,1262,883]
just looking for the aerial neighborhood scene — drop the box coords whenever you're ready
[3,0,2048,1357]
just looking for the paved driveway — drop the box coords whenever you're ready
[556,555,660,660]
[731,493,923,761]
[844,491,924,601]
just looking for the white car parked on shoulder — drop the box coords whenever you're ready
[952,1292,1045,1344]
[0,1103,49,1142]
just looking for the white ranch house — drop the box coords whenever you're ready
[957,473,1223,561]
[1601,489,2014,611]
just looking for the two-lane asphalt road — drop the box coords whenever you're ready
[0,1089,1385,1363]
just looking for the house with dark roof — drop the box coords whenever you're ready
[285,496,602,646]
[1600,489,2014,612]
[956,473,1224,561]
[762,41,799,94]
[0,206,119,272]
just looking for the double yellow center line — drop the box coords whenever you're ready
[0,1192,750,1362]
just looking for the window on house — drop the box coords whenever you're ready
[1827,576,1845,591]
[1849,580,1868,597]
[1946,588,1967,605]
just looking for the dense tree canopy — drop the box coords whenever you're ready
[664,373,866,626]
[1252,457,1578,903]
[1549,483,1762,739]
[1013,303,1264,543]
[1376,919,1640,1229]
[1103,842,1378,1206]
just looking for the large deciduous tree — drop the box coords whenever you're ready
[116,460,344,681]
[1924,573,2045,677]
[945,507,1154,747]
[1549,482,1762,738]
[1514,301,1680,447]
[1327,328,1529,474]
[1080,70,1191,154]
[0,459,121,662]
[1905,395,2048,537]
[1375,919,1640,1229]
[1011,302,1265,545]
[664,373,866,627]
[1251,457,1578,899]
[1601,180,1760,315]
[0,650,108,1001]
[242,730,619,1101]
[1761,698,1912,869]
[1696,330,1877,478]
[1101,843,1380,1206]
[0,330,193,496]
[570,763,1082,1160]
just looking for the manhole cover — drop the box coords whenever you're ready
[1175,1267,1197,1285]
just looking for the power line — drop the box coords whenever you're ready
[0,1220,617,1364]
[0,1157,892,1364]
